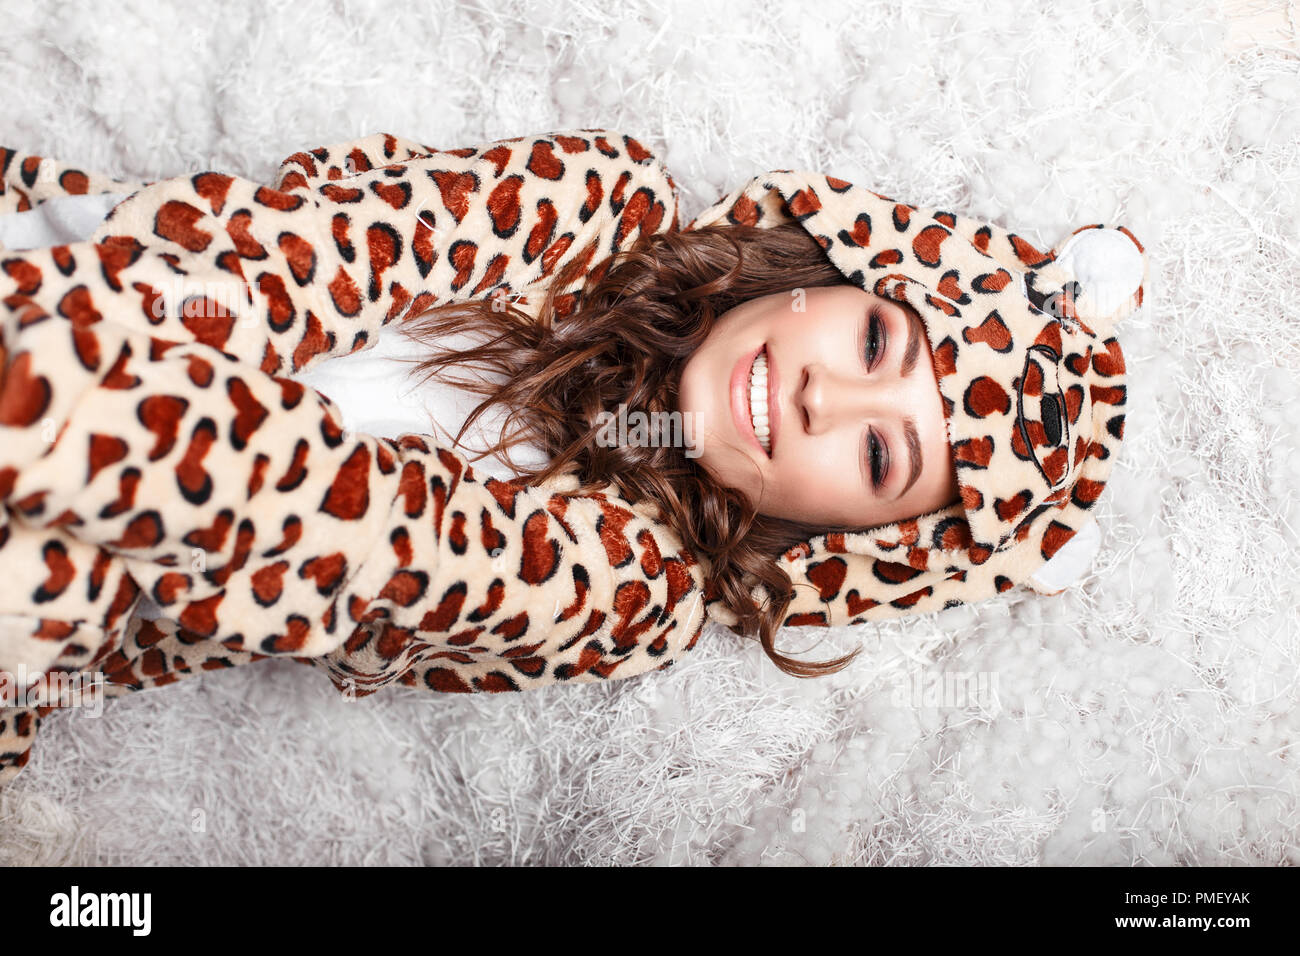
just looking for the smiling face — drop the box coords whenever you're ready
[676,284,960,529]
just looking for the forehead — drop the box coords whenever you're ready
[805,282,922,320]
[795,284,935,351]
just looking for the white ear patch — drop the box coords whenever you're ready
[1026,514,1102,595]
[1053,228,1145,323]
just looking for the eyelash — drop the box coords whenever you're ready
[862,307,887,488]
[863,307,885,372]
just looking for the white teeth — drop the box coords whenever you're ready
[749,349,771,453]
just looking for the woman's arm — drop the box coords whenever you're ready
[77,129,679,377]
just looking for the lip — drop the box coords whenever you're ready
[730,342,768,458]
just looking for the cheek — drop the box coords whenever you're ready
[698,439,764,503]
[676,356,709,422]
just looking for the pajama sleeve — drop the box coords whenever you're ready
[85,128,680,376]
[1,129,705,699]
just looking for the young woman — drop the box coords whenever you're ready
[0,129,1145,784]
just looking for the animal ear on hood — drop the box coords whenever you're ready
[1022,224,1149,341]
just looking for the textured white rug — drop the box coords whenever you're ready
[1,0,1298,866]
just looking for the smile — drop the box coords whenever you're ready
[730,343,778,458]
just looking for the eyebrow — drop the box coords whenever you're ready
[896,307,923,499]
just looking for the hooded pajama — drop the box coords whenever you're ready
[0,128,1146,785]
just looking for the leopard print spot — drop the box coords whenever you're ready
[193,172,234,215]
[838,212,872,248]
[787,187,822,219]
[57,285,102,325]
[1040,520,1076,560]
[87,434,129,483]
[491,611,530,641]
[366,223,401,301]
[972,269,1012,293]
[111,509,164,550]
[994,492,1032,522]
[527,140,564,180]
[136,394,189,460]
[154,200,212,252]
[179,297,235,351]
[580,170,603,224]
[1010,234,1052,268]
[525,199,558,264]
[33,539,75,603]
[431,169,479,223]
[964,311,1013,353]
[274,439,310,492]
[263,614,311,653]
[254,186,305,212]
[292,310,334,371]
[251,560,289,606]
[379,569,428,607]
[617,188,656,249]
[277,232,317,287]
[327,266,361,316]
[953,436,994,468]
[226,377,269,450]
[911,225,950,267]
[94,237,145,292]
[806,557,848,601]
[176,417,217,505]
[425,667,473,693]
[487,175,524,238]
[370,180,411,210]
[0,352,51,426]
[520,511,560,584]
[448,239,477,291]
[226,210,267,259]
[418,581,467,633]
[319,444,371,520]
[299,552,347,595]
[964,376,1011,418]
[97,467,141,519]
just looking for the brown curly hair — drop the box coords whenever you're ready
[393,219,878,678]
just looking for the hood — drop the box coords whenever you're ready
[684,172,1147,629]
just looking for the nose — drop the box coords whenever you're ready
[798,363,895,435]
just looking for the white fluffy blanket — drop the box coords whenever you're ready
[1,0,1297,866]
